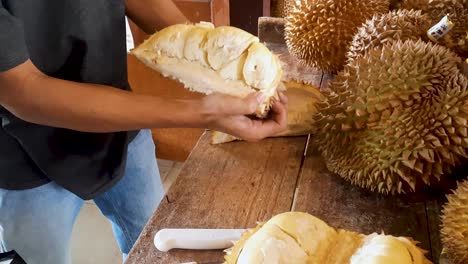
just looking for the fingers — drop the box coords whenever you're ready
[205,90,289,142]
[233,97,289,142]
[213,92,264,116]
[270,96,288,130]
[278,91,288,105]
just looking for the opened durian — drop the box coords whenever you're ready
[211,81,323,144]
[224,211,431,264]
[347,9,432,63]
[314,39,467,194]
[284,0,390,73]
[400,0,468,56]
[440,179,468,264]
[131,22,283,118]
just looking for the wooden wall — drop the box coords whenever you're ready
[228,0,269,35]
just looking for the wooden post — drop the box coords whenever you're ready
[229,0,268,35]
[211,0,230,26]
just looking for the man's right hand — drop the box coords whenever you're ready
[0,59,287,142]
[199,92,289,142]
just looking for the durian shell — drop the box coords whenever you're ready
[284,0,390,73]
[389,0,403,9]
[347,9,432,63]
[400,0,468,57]
[440,179,468,264]
[271,0,294,18]
[314,39,467,194]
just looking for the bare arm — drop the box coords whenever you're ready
[0,60,288,141]
[125,0,190,34]
[0,60,207,132]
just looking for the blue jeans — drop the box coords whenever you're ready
[0,129,165,264]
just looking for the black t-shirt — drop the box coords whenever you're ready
[0,0,138,199]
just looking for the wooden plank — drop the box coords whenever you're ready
[263,0,271,17]
[229,0,265,35]
[426,200,444,262]
[292,155,433,260]
[124,132,308,264]
[258,17,286,44]
[211,0,230,26]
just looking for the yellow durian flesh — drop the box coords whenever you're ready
[224,212,431,264]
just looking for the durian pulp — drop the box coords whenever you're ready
[226,212,430,264]
[152,56,254,98]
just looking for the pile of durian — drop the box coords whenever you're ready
[280,0,468,195]
[273,1,468,263]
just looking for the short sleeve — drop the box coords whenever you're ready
[0,4,29,73]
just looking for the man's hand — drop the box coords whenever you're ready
[200,92,289,142]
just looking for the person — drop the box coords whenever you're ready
[0,1,288,263]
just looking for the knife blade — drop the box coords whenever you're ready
[154,228,247,252]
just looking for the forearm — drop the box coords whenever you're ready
[0,61,207,133]
[125,0,190,34]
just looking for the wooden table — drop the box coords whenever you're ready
[125,18,451,264]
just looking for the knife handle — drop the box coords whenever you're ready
[154,228,246,252]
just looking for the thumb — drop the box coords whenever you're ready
[221,92,265,116]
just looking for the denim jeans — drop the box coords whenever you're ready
[0,129,165,264]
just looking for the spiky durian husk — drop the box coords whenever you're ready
[271,0,294,17]
[347,9,432,63]
[314,39,467,194]
[284,0,390,73]
[400,0,468,57]
[441,179,468,264]
[389,0,403,9]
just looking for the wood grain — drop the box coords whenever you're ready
[124,132,308,264]
[211,0,230,26]
[292,154,433,260]
[426,200,445,262]
[258,17,286,44]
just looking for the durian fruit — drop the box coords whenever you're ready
[389,0,403,9]
[347,9,432,63]
[400,0,468,56]
[224,211,431,264]
[284,0,390,73]
[271,0,294,18]
[440,179,468,264]
[314,39,467,194]
[131,22,283,118]
[211,81,323,144]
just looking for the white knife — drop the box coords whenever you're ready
[154,228,247,252]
